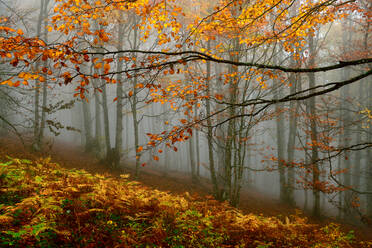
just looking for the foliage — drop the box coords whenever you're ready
[0,155,370,247]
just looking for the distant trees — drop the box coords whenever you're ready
[0,0,371,222]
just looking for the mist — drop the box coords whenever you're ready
[0,0,371,236]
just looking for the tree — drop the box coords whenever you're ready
[0,0,371,216]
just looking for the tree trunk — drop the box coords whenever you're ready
[130,16,141,178]
[205,40,220,199]
[275,81,288,203]
[82,96,93,152]
[114,13,125,168]
[308,33,320,217]
[367,80,372,217]
[33,0,46,151]
[286,75,299,206]
[341,19,352,219]
[37,0,50,150]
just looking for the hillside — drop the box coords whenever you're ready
[1,151,371,247]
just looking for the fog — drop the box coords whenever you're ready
[0,0,371,227]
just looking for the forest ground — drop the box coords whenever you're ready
[1,137,371,241]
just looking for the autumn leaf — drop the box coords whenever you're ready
[103,63,110,73]
[136,146,143,153]
[215,94,223,100]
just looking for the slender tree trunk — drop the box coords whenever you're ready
[224,38,240,204]
[286,78,299,206]
[284,0,302,206]
[353,82,363,190]
[367,80,372,217]
[101,79,111,164]
[273,46,288,203]
[130,17,141,178]
[187,114,198,182]
[114,13,125,168]
[308,33,320,216]
[363,21,372,218]
[205,40,220,199]
[303,126,310,211]
[82,96,93,152]
[162,103,169,176]
[132,94,140,177]
[275,82,287,203]
[195,110,200,177]
[93,81,102,157]
[38,0,50,149]
[33,0,46,151]
[224,70,237,202]
[341,19,352,218]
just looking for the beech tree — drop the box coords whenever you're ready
[0,0,371,218]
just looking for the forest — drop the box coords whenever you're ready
[0,0,371,247]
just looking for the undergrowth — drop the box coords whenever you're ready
[0,156,371,247]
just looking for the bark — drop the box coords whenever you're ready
[364,20,372,218]
[130,16,141,178]
[183,44,198,183]
[114,13,125,168]
[37,0,50,150]
[275,80,288,203]
[224,37,240,205]
[273,46,288,203]
[285,3,301,206]
[188,128,198,183]
[32,0,46,151]
[341,19,352,218]
[93,79,102,156]
[286,74,299,206]
[353,82,363,191]
[194,107,200,177]
[367,79,372,217]
[308,33,320,216]
[101,80,111,164]
[82,96,93,152]
[205,40,220,199]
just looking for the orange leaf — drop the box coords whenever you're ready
[136,146,143,153]
[103,63,110,72]
[215,94,223,100]
[153,155,159,161]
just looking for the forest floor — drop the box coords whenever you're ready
[1,137,371,241]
